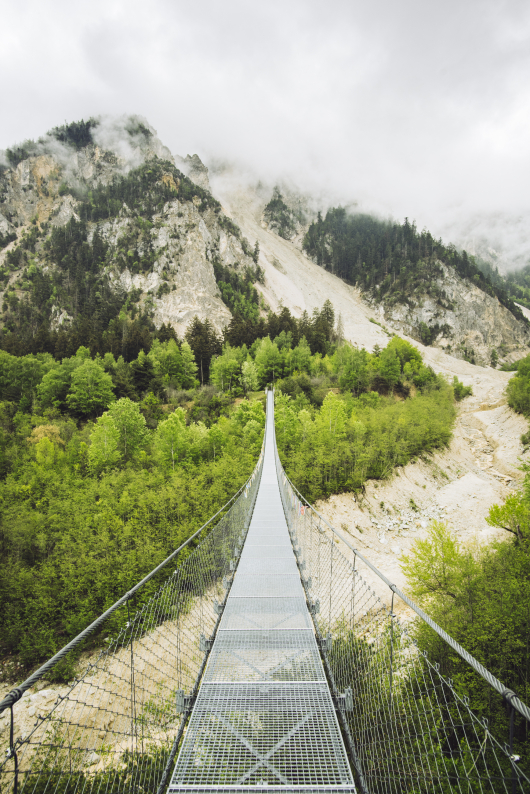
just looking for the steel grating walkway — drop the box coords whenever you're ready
[169,392,356,793]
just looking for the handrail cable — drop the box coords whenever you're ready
[280,466,530,725]
[0,470,256,715]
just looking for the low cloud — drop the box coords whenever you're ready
[1,0,529,267]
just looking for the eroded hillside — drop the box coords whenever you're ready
[0,118,259,352]
[207,169,529,614]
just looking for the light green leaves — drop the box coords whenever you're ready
[153,408,188,471]
[88,414,121,474]
[89,398,149,472]
[241,360,259,393]
[66,360,115,418]
[107,398,149,462]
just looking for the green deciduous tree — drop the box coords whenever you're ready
[88,414,122,474]
[241,359,259,393]
[255,337,283,386]
[66,359,115,418]
[379,346,401,391]
[149,338,184,385]
[153,408,188,471]
[106,398,149,462]
[210,344,241,391]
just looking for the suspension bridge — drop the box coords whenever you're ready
[1,391,529,793]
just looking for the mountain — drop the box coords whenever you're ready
[0,116,260,357]
[1,115,529,368]
[211,168,530,367]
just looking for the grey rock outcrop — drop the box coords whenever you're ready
[176,154,210,191]
[104,198,252,336]
[372,263,530,364]
[0,119,255,337]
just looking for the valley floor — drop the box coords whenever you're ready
[211,171,529,618]
[315,360,527,617]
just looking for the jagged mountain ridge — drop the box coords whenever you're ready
[213,170,530,366]
[223,172,530,367]
[0,116,258,353]
[1,115,529,369]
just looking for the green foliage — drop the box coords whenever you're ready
[0,393,265,668]
[276,377,456,502]
[5,140,40,168]
[263,188,303,239]
[303,210,527,326]
[480,256,530,312]
[506,354,530,417]
[223,304,335,357]
[0,230,16,249]
[402,518,530,765]
[66,359,115,417]
[105,398,149,462]
[213,260,262,320]
[78,159,219,223]
[51,119,98,149]
[152,408,188,471]
[0,304,464,677]
[185,317,221,385]
[88,413,121,474]
[452,376,473,401]
[0,157,223,358]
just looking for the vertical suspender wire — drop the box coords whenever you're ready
[329,537,334,635]
[127,598,137,784]
[389,591,395,706]
[352,551,357,635]
[9,705,18,794]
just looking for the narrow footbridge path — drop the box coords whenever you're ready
[169,391,356,792]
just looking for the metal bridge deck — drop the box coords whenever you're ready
[169,393,356,793]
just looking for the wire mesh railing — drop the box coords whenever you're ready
[0,445,264,794]
[274,434,530,793]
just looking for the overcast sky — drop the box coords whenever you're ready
[2,0,530,262]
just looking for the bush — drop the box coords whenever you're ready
[452,376,473,401]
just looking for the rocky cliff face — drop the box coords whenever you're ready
[369,263,530,365]
[0,117,255,339]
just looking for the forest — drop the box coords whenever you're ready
[0,156,258,358]
[1,124,527,767]
[302,209,527,326]
[395,349,530,765]
[0,301,469,680]
[478,257,530,310]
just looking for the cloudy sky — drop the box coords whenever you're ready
[2,0,530,262]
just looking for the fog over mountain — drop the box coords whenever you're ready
[2,0,530,267]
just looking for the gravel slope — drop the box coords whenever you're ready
[211,172,528,616]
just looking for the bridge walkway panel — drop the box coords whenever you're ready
[168,392,356,793]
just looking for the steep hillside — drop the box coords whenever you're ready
[2,118,529,369]
[225,173,530,367]
[210,169,530,365]
[0,117,259,355]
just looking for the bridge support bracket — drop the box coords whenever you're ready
[176,690,196,714]
[309,598,320,615]
[335,687,353,712]
[318,633,333,654]
[213,599,224,616]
